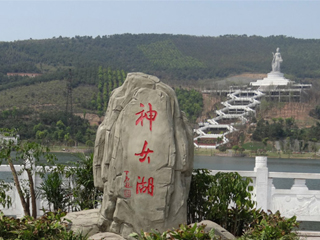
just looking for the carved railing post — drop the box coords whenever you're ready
[254,156,269,211]
[291,179,309,191]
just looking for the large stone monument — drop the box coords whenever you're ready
[93,72,194,238]
[251,48,292,87]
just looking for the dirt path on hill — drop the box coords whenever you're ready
[198,94,222,122]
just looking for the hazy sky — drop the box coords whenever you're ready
[1,0,320,42]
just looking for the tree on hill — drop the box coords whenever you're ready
[175,88,203,123]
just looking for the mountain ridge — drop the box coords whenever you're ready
[1,34,320,88]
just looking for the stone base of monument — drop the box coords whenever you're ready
[64,209,100,237]
[89,232,125,240]
[64,209,235,240]
[198,220,236,240]
[250,71,292,86]
[65,209,126,239]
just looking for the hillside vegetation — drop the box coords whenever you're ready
[0,80,96,112]
[1,34,320,92]
[0,64,204,143]
[1,33,320,145]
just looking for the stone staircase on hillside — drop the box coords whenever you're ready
[194,90,264,149]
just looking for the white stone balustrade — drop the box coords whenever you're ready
[2,156,320,223]
[210,156,320,222]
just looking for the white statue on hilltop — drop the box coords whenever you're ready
[271,47,283,72]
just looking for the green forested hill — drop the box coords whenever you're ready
[1,34,320,91]
[1,33,320,142]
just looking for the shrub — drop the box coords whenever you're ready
[38,170,70,211]
[187,170,300,238]
[65,153,102,210]
[188,170,254,236]
[130,223,217,240]
[167,224,216,240]
[218,145,227,152]
[85,140,94,147]
[39,153,102,211]
[0,180,12,209]
[239,210,299,240]
[187,169,213,223]
[0,210,87,240]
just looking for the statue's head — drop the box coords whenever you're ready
[276,47,280,52]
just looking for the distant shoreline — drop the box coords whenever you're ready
[195,151,320,160]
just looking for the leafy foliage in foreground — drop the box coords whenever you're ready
[0,180,12,209]
[187,170,299,239]
[65,153,102,211]
[38,170,70,212]
[239,210,299,240]
[188,170,254,236]
[0,210,87,240]
[38,153,102,212]
[0,132,58,218]
[130,212,299,240]
[130,223,217,240]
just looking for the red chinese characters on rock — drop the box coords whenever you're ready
[133,102,158,197]
[124,189,131,198]
[123,171,132,198]
[135,103,157,131]
[124,171,132,188]
[136,176,154,196]
[134,140,153,164]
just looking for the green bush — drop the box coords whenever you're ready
[39,153,102,211]
[65,153,102,210]
[188,170,254,236]
[187,170,300,239]
[0,180,12,209]
[38,170,70,211]
[239,210,299,240]
[130,223,217,240]
[167,224,216,240]
[0,210,87,240]
[187,169,214,223]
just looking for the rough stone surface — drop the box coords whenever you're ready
[89,232,125,240]
[198,220,236,240]
[64,209,100,237]
[93,72,194,238]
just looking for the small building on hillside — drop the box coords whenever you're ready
[7,73,42,78]
[0,134,18,145]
